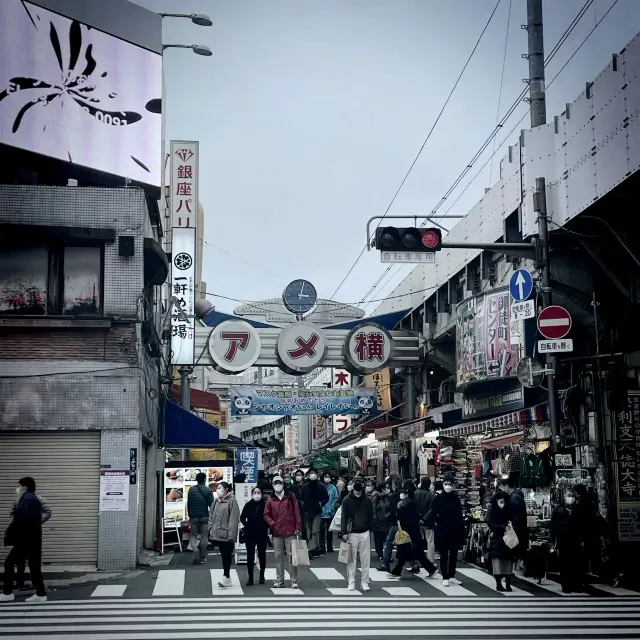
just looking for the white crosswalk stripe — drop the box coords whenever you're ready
[82,566,640,599]
[1,597,639,638]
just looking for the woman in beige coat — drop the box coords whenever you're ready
[209,482,240,587]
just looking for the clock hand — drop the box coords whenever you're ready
[298,282,305,298]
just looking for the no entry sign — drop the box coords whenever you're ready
[537,305,572,340]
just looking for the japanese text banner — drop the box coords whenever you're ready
[230,386,377,417]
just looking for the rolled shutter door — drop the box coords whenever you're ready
[0,431,100,565]
[137,444,147,550]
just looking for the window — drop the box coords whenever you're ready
[0,244,103,316]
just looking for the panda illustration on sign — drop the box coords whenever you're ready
[234,396,253,416]
[357,395,374,416]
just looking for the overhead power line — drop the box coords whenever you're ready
[329,0,503,300]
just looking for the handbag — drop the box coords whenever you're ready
[394,522,411,546]
[291,538,310,567]
[338,540,350,564]
[329,506,342,533]
[503,523,519,550]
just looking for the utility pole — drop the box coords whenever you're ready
[405,371,417,479]
[526,0,546,128]
[179,366,191,460]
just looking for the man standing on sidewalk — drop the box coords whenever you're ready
[187,472,213,565]
[341,478,374,592]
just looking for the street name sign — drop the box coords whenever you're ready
[537,305,572,339]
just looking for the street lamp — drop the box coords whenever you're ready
[159,12,213,27]
[162,44,213,57]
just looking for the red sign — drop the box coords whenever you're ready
[537,305,572,340]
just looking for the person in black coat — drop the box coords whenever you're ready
[498,476,529,559]
[240,486,269,585]
[300,467,329,556]
[425,473,465,586]
[390,481,437,577]
[486,490,515,591]
[551,487,589,593]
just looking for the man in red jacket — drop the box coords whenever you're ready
[264,475,302,589]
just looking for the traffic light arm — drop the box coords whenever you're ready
[440,241,537,260]
[365,215,464,250]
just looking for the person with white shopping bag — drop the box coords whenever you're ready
[340,479,374,591]
[486,490,516,592]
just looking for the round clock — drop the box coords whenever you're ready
[282,279,318,315]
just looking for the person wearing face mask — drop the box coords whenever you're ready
[187,472,214,566]
[415,477,436,565]
[335,478,347,506]
[371,483,391,560]
[378,473,402,573]
[300,467,329,557]
[551,487,588,593]
[425,473,464,587]
[319,473,338,554]
[209,482,240,588]
[240,487,269,586]
[497,476,528,561]
[486,490,515,591]
[264,475,302,589]
[341,478,374,591]
[1,477,51,603]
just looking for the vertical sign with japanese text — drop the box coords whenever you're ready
[170,141,199,365]
[615,393,640,503]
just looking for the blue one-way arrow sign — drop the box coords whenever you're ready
[509,268,533,302]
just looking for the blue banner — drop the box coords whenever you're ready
[230,386,377,417]
[235,448,259,483]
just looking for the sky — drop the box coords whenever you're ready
[133,0,640,315]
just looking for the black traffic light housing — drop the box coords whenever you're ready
[374,226,442,252]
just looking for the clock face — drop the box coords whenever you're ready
[282,279,317,315]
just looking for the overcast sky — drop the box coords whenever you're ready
[134,0,639,315]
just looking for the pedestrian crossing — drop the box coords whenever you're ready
[1,596,639,638]
[73,566,640,600]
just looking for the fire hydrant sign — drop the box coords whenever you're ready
[99,471,130,512]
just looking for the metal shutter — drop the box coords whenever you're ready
[137,443,147,550]
[0,431,100,566]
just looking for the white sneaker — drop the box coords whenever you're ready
[347,583,356,591]
[291,581,299,589]
[361,583,371,592]
[218,577,232,588]
[449,577,462,585]
[0,593,15,602]
[442,579,450,587]
[25,594,47,603]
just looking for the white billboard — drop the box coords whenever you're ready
[0,0,161,186]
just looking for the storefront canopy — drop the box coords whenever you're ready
[170,385,221,412]
[481,431,525,450]
[164,400,220,447]
[440,404,548,437]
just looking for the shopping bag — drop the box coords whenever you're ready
[291,538,310,567]
[187,536,199,552]
[338,540,350,564]
[394,523,411,546]
[329,507,342,532]
[503,524,519,550]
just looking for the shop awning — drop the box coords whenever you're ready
[170,385,220,412]
[481,431,525,450]
[440,404,548,437]
[164,400,220,447]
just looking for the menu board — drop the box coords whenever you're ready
[615,393,640,503]
[618,504,640,542]
[164,463,234,523]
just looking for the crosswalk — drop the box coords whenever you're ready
[74,566,640,599]
[1,596,640,638]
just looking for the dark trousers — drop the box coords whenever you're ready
[319,518,334,552]
[439,547,458,579]
[3,543,45,597]
[558,543,586,592]
[391,534,436,576]
[373,531,387,558]
[217,541,235,578]
[246,539,267,577]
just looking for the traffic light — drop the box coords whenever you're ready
[374,226,442,252]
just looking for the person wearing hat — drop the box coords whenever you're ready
[264,475,302,589]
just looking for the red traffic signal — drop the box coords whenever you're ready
[375,226,442,252]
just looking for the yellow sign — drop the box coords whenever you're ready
[365,368,391,412]
[189,449,228,461]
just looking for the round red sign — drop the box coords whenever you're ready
[537,305,572,340]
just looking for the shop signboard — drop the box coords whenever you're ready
[333,415,352,433]
[461,379,525,420]
[163,462,234,524]
[99,470,130,512]
[364,368,392,412]
[235,483,252,563]
[277,322,327,374]
[331,367,353,440]
[617,504,640,542]
[208,320,262,374]
[456,289,523,387]
[344,323,393,374]
[284,421,299,458]
[230,386,376,417]
[614,393,640,503]
[234,448,259,483]
[170,140,199,366]
[312,415,328,449]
